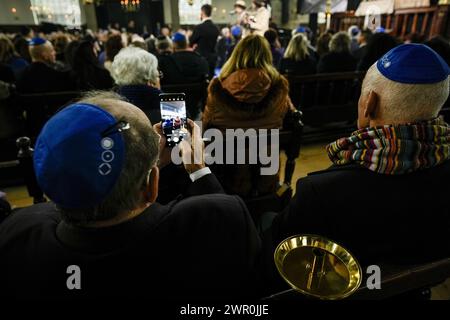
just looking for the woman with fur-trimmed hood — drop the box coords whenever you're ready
[203,35,294,197]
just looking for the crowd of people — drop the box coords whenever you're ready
[0,0,449,300]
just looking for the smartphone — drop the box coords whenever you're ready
[159,93,187,147]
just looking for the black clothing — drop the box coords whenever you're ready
[116,84,161,124]
[0,174,262,299]
[317,52,357,73]
[264,162,450,291]
[279,57,317,76]
[190,20,220,78]
[71,66,113,90]
[17,62,75,93]
[352,44,367,62]
[158,51,209,85]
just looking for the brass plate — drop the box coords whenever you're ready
[274,234,362,300]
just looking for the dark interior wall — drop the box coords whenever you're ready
[95,0,164,34]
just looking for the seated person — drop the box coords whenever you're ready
[155,35,173,58]
[111,46,161,124]
[203,35,294,198]
[17,37,74,93]
[69,40,113,90]
[0,35,29,81]
[158,32,209,85]
[0,91,261,299]
[279,33,317,75]
[317,32,357,73]
[264,28,283,69]
[265,44,450,290]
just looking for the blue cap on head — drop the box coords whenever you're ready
[29,37,46,46]
[375,26,385,33]
[172,32,186,43]
[296,26,306,33]
[34,103,126,209]
[376,44,450,84]
[231,25,242,37]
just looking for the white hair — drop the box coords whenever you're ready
[111,46,159,86]
[363,63,449,122]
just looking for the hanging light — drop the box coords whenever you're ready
[121,0,140,12]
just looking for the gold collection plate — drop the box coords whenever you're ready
[274,234,363,300]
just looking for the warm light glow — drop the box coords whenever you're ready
[11,7,17,14]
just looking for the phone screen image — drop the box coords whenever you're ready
[160,93,187,147]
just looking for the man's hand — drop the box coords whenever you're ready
[153,122,172,169]
[179,119,205,175]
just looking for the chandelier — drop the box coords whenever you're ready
[120,0,140,12]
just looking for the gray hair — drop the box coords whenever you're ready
[58,91,160,225]
[329,31,351,53]
[111,46,159,86]
[362,64,450,122]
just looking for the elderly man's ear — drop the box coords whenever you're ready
[143,165,159,204]
[364,90,379,119]
[358,90,379,128]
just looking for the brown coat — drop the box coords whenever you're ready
[203,68,293,130]
[202,68,293,198]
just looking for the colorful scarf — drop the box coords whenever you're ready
[326,117,450,175]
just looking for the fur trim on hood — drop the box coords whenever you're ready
[203,69,292,130]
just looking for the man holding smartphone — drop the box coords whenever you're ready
[0,91,261,299]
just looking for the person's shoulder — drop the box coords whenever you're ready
[0,202,60,240]
[169,193,248,221]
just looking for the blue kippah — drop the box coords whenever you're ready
[34,103,126,209]
[296,27,306,33]
[231,25,242,37]
[375,26,385,33]
[376,44,450,84]
[29,37,46,46]
[172,32,186,43]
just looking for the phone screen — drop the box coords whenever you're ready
[160,93,187,147]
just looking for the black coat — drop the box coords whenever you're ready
[17,62,75,93]
[264,162,450,290]
[279,57,317,76]
[317,51,357,73]
[262,161,450,293]
[0,174,262,299]
[158,51,209,85]
[190,20,220,59]
[116,84,161,124]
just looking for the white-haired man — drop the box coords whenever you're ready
[110,46,161,124]
[17,37,74,93]
[265,44,450,289]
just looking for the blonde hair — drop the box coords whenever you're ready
[284,33,310,61]
[219,35,280,83]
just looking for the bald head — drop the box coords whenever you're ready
[29,41,56,64]
[358,63,449,128]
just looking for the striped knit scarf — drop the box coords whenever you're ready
[326,117,450,175]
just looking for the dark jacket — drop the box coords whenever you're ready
[71,65,113,90]
[190,19,220,59]
[352,44,367,63]
[190,19,220,77]
[17,62,75,93]
[265,161,450,291]
[116,85,161,124]
[317,51,357,73]
[279,57,317,76]
[158,51,209,85]
[0,174,262,299]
